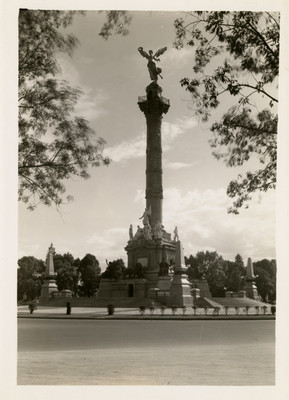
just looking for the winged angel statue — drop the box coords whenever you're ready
[138,46,167,82]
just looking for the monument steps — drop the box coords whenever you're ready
[193,297,271,309]
[193,297,222,309]
[39,296,162,308]
[211,297,271,308]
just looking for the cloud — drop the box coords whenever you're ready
[131,183,276,261]
[74,89,108,121]
[140,186,275,261]
[104,133,146,162]
[165,161,196,170]
[87,227,127,268]
[162,47,195,72]
[57,55,108,121]
[162,117,197,146]
[104,116,197,163]
[134,189,145,204]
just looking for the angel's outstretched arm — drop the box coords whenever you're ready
[138,47,150,60]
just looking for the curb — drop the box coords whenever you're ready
[17,314,275,321]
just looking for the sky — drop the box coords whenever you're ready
[1,1,289,399]
[18,9,278,269]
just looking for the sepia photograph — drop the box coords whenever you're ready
[1,0,289,399]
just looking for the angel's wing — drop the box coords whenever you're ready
[154,47,167,58]
[138,47,150,60]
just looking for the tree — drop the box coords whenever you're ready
[194,251,226,296]
[174,12,279,213]
[101,259,126,280]
[224,254,245,292]
[54,253,79,295]
[98,11,132,40]
[254,259,276,302]
[18,10,110,210]
[185,254,202,282]
[78,254,101,297]
[17,256,45,301]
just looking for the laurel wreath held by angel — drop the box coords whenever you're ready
[138,47,167,82]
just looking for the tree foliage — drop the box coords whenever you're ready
[101,258,126,280]
[78,254,101,297]
[54,253,79,295]
[17,256,45,300]
[18,10,110,210]
[186,251,226,296]
[224,254,246,292]
[186,251,276,301]
[174,11,279,213]
[98,11,132,40]
[254,259,276,302]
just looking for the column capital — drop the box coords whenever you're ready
[138,83,170,116]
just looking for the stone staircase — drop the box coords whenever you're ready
[211,297,270,308]
[193,296,271,309]
[39,296,162,308]
[193,297,223,308]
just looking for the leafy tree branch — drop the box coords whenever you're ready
[174,11,279,213]
[19,10,110,210]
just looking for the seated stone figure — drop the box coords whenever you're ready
[124,262,145,279]
[159,259,169,276]
[154,220,162,239]
[133,225,143,240]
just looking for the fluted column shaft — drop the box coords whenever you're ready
[138,82,170,228]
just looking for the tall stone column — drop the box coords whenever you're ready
[138,82,170,228]
[124,81,174,295]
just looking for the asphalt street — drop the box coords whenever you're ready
[18,319,275,385]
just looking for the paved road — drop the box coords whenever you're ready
[18,319,275,385]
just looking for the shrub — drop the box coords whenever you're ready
[149,305,155,315]
[192,305,198,315]
[28,302,37,314]
[139,305,146,315]
[107,304,115,316]
[160,305,166,315]
[213,307,220,316]
[171,305,178,315]
[262,306,268,315]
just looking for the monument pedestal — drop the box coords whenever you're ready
[40,277,58,300]
[191,287,200,300]
[168,241,193,307]
[157,275,171,291]
[245,281,259,300]
[98,278,147,298]
[169,268,192,307]
[125,233,176,294]
[244,258,259,299]
[39,244,59,302]
[197,279,212,298]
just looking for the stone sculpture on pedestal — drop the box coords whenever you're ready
[99,47,192,304]
[40,243,58,301]
[125,56,176,292]
[244,257,259,299]
[138,46,167,82]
